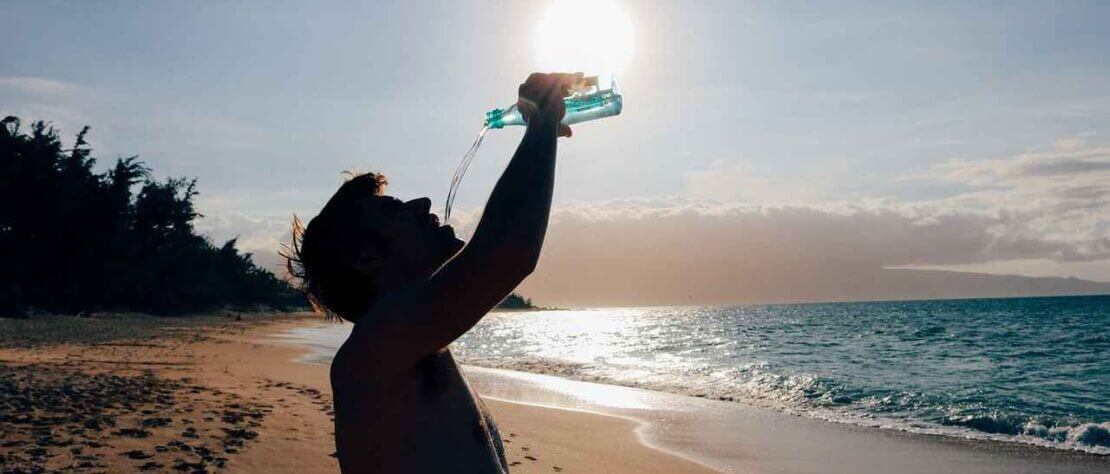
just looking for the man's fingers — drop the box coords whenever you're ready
[516,97,538,118]
[552,72,585,99]
[519,72,587,125]
[523,72,585,103]
[558,124,573,138]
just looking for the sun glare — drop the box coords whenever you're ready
[534,0,635,80]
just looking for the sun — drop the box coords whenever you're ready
[534,0,635,80]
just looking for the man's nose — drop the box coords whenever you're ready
[404,197,432,215]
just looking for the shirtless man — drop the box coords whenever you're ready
[286,72,581,472]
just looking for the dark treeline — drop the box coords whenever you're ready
[497,293,535,309]
[0,117,306,316]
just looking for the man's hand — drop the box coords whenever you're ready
[517,72,583,138]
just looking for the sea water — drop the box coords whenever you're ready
[288,295,1110,454]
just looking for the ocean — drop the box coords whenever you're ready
[285,295,1110,455]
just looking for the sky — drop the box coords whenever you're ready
[3,1,1109,305]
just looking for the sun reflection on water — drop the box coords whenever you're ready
[474,309,641,364]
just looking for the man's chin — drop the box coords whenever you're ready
[437,225,462,243]
[447,236,465,255]
[435,226,465,258]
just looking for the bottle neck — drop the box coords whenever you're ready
[485,105,525,129]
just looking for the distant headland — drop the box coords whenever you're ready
[495,293,543,311]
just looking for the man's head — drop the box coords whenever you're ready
[285,172,465,322]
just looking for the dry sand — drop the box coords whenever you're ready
[0,313,711,473]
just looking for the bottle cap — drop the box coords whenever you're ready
[485,108,506,129]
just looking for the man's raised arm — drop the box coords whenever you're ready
[362,73,581,364]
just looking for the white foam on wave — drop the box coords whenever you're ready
[1023,421,1110,448]
[457,355,1110,455]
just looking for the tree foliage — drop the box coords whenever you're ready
[0,116,306,316]
[497,293,535,310]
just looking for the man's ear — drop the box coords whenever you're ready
[351,245,385,274]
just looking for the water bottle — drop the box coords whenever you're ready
[483,75,623,129]
[445,75,624,223]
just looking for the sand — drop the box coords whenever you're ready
[0,313,711,473]
[8,313,1105,474]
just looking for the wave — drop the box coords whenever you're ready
[1020,421,1110,448]
[457,355,1110,455]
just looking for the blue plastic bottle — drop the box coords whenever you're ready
[484,75,623,129]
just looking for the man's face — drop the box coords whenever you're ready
[354,195,465,280]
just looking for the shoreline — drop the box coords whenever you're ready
[282,318,1110,460]
[462,365,1110,474]
[458,357,1110,457]
[278,318,1109,473]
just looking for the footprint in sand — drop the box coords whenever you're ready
[121,449,152,460]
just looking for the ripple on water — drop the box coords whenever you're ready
[450,297,1110,454]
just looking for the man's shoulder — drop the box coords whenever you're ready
[329,324,435,384]
[329,334,384,382]
[329,337,357,381]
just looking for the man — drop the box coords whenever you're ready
[285,72,581,472]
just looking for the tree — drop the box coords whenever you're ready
[0,116,306,316]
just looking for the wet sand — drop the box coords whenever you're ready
[0,314,709,473]
[465,367,1110,474]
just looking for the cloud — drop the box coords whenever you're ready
[537,193,1105,271]
[515,197,1109,305]
[0,77,94,140]
[929,142,1110,184]
[195,209,293,276]
[0,77,76,95]
[199,139,1110,305]
[193,187,341,277]
[918,141,1110,259]
[512,140,1110,304]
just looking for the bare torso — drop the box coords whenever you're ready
[331,343,507,473]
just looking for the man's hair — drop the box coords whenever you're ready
[282,172,389,322]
